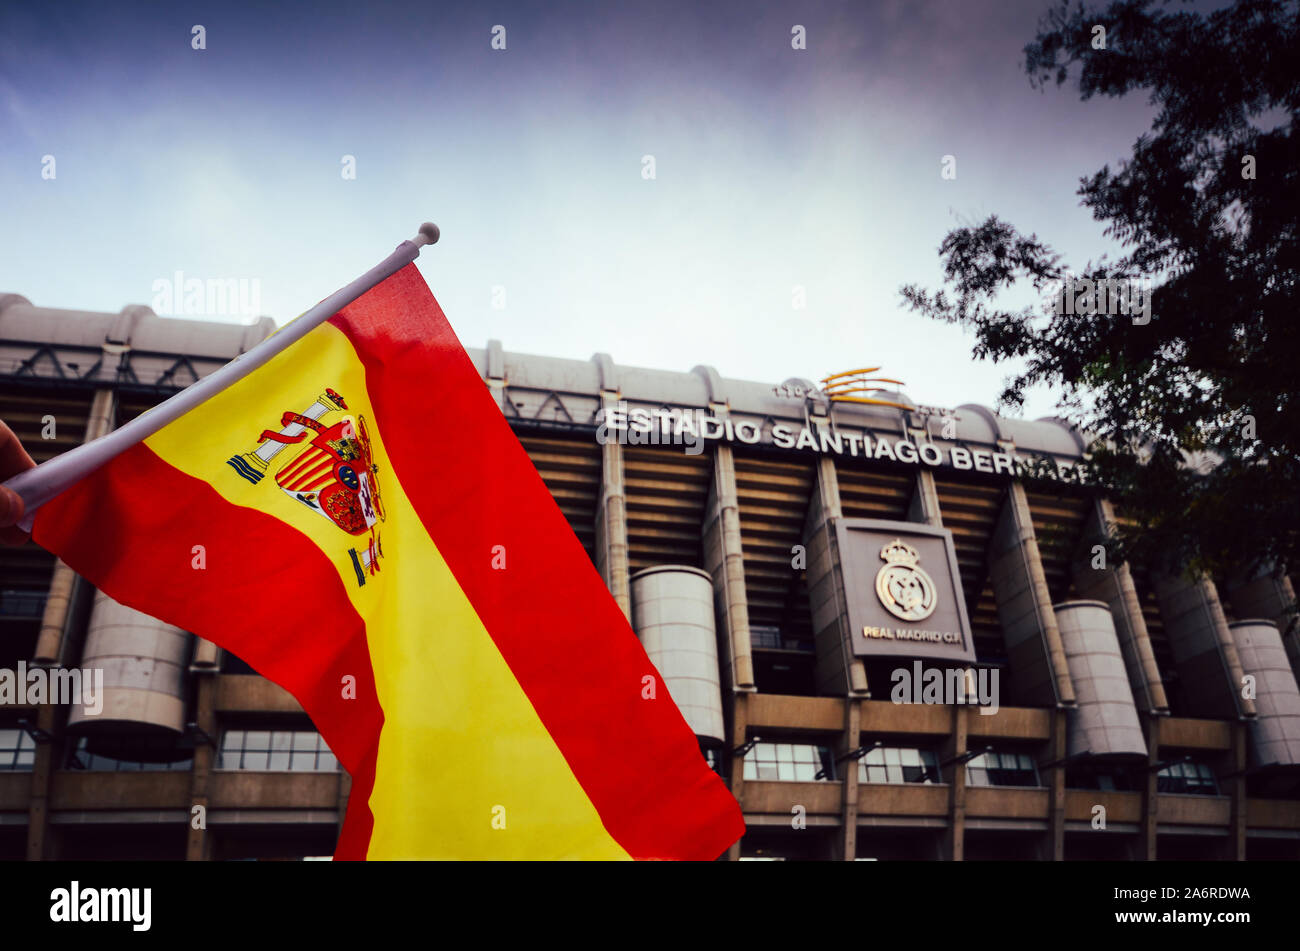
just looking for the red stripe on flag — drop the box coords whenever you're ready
[329,266,744,860]
[32,443,384,860]
[279,450,331,486]
[298,473,335,492]
[292,445,330,470]
[285,460,335,491]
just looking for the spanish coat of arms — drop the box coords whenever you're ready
[226,387,385,587]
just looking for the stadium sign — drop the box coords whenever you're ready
[835,519,975,664]
[597,404,1022,476]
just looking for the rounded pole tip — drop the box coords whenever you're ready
[416,222,440,246]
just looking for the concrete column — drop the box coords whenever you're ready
[484,339,509,413]
[1228,569,1300,683]
[1138,715,1159,860]
[702,438,755,693]
[1228,620,1300,766]
[726,692,750,861]
[987,482,1076,708]
[837,699,861,861]
[1054,601,1148,758]
[907,444,944,528]
[185,674,217,861]
[1071,499,1169,714]
[1152,572,1256,720]
[32,388,115,665]
[943,705,969,861]
[803,456,869,697]
[32,570,76,667]
[27,387,116,860]
[68,590,190,731]
[337,771,353,845]
[1226,720,1248,861]
[630,566,726,746]
[23,706,57,861]
[1046,708,1067,861]
[594,392,631,620]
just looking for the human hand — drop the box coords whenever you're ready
[0,419,36,545]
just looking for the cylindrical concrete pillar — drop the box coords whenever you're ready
[1054,600,1147,759]
[67,590,190,732]
[630,566,725,746]
[1229,571,1300,683]
[1229,620,1300,767]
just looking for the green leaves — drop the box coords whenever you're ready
[903,0,1300,578]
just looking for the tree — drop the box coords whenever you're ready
[901,0,1299,580]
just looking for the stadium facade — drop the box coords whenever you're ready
[1,291,1298,861]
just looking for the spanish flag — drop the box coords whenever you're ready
[24,248,744,860]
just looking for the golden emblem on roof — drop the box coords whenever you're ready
[820,367,912,410]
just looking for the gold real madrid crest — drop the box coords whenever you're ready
[874,539,938,622]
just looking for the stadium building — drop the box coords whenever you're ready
[1,291,1298,861]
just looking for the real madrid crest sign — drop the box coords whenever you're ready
[875,539,938,622]
[833,518,975,662]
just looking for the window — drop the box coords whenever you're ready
[217,730,338,771]
[1066,764,1141,792]
[0,728,35,771]
[65,735,192,772]
[0,590,46,618]
[743,742,834,781]
[1157,761,1218,795]
[859,747,941,784]
[750,626,814,652]
[966,751,1040,787]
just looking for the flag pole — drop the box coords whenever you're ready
[4,222,440,529]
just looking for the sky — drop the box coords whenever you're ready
[0,0,1168,421]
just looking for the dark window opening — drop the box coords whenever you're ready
[64,734,193,772]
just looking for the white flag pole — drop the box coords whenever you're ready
[3,222,440,530]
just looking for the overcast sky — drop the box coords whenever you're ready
[0,0,1168,421]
